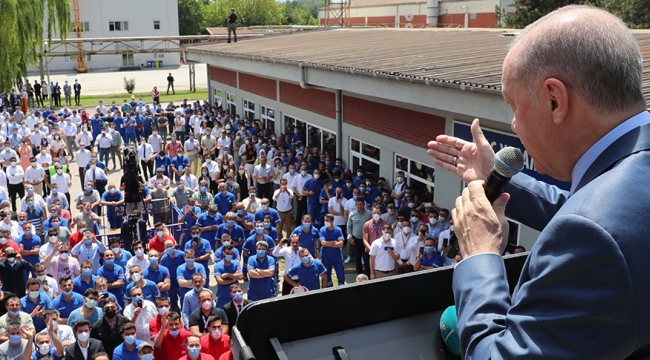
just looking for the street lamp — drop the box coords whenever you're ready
[43,41,52,108]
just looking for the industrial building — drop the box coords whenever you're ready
[31,0,180,73]
[185,28,650,250]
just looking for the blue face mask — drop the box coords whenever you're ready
[424,246,435,254]
[8,311,19,318]
[133,295,143,303]
[359,188,366,193]
[255,227,264,235]
[27,201,34,208]
[188,348,201,358]
[237,210,245,217]
[256,249,266,258]
[232,292,243,302]
[289,169,295,175]
[200,186,207,193]
[186,259,195,266]
[166,247,175,256]
[302,222,311,229]
[84,239,91,245]
[301,256,311,264]
[63,290,73,296]
[85,186,92,192]
[9,335,21,344]
[52,188,58,194]
[263,223,270,229]
[82,269,92,277]
[261,205,269,211]
[124,335,136,345]
[27,189,34,195]
[225,254,233,262]
[104,259,114,266]
[227,220,235,227]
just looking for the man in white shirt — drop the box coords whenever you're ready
[70,109,82,127]
[30,126,46,149]
[63,119,78,160]
[96,101,107,114]
[272,178,294,238]
[0,210,20,239]
[148,129,163,153]
[35,148,52,168]
[95,126,113,166]
[122,286,158,342]
[25,156,46,195]
[272,234,302,296]
[291,164,312,222]
[21,184,47,212]
[84,160,109,202]
[203,155,218,181]
[216,130,231,156]
[436,222,454,267]
[138,137,154,181]
[6,157,24,210]
[327,187,348,230]
[49,166,72,206]
[184,134,200,174]
[369,224,399,279]
[75,143,91,188]
[181,166,199,191]
[18,123,31,138]
[393,219,418,274]
[39,310,76,348]
[253,156,273,200]
[75,128,92,150]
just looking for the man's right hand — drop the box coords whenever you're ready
[427,118,494,183]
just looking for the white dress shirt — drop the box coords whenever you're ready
[25,165,45,183]
[181,174,199,191]
[123,299,158,343]
[75,131,93,148]
[125,254,150,278]
[148,134,162,153]
[272,188,294,212]
[95,133,113,148]
[50,173,72,193]
[291,174,312,196]
[30,131,46,147]
[253,164,273,185]
[272,245,302,277]
[21,194,46,212]
[203,160,218,180]
[70,115,82,126]
[394,230,418,262]
[138,143,153,161]
[184,139,200,157]
[84,167,108,184]
[6,165,23,184]
[0,220,19,239]
[75,148,91,168]
[63,122,77,137]
[35,153,52,167]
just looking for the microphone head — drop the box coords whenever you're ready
[494,147,524,178]
[440,305,461,356]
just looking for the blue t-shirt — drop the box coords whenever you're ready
[171,155,189,173]
[154,155,172,176]
[319,188,335,214]
[184,238,212,270]
[72,275,97,295]
[159,251,185,287]
[67,307,103,326]
[176,263,206,299]
[319,226,344,260]
[97,264,126,307]
[420,251,443,268]
[143,265,170,297]
[196,213,224,247]
[215,224,246,251]
[303,179,324,205]
[113,339,144,360]
[291,225,320,258]
[253,209,280,227]
[247,255,275,294]
[52,292,85,319]
[113,250,133,270]
[286,259,327,291]
[213,260,242,307]
[264,226,278,243]
[214,246,240,262]
[213,192,236,216]
[15,233,41,266]
[32,348,63,360]
[125,280,161,302]
[21,294,53,332]
[242,235,276,257]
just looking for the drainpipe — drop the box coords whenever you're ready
[299,63,315,89]
[336,89,342,159]
[427,0,439,27]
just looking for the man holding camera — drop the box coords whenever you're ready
[123,285,158,342]
[369,224,399,279]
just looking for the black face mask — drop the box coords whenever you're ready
[105,309,116,319]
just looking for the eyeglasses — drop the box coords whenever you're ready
[60,251,69,254]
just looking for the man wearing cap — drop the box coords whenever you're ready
[138,341,155,360]
[226,8,238,43]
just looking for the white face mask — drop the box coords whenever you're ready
[372,214,381,221]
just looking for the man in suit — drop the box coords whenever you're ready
[222,283,249,336]
[73,79,81,106]
[428,5,650,359]
[65,319,105,360]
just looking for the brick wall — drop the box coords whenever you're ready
[279,82,336,119]
[210,66,237,87]
[239,73,277,100]
[343,96,445,147]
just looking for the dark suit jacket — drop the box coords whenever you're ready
[223,299,250,335]
[454,115,650,359]
[64,338,105,360]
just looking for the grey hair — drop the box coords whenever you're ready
[507,5,645,112]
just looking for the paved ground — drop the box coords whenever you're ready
[27,63,208,96]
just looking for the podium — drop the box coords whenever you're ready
[232,253,528,360]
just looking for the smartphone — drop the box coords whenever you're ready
[442,238,449,247]
[425,203,432,208]
[420,230,427,236]
[419,247,424,254]
[384,246,394,251]
[136,300,143,308]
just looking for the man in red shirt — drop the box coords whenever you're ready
[154,311,192,360]
[69,220,96,248]
[200,315,229,360]
[149,297,184,360]
[148,222,176,253]
[179,334,215,360]
[0,229,20,253]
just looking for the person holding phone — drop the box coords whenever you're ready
[368,224,399,279]
[413,237,446,271]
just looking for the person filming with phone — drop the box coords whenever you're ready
[413,237,445,271]
[368,224,399,279]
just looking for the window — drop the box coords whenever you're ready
[226,93,236,115]
[215,89,223,108]
[109,21,129,32]
[85,54,92,62]
[260,106,275,132]
[395,154,435,202]
[154,21,161,30]
[70,22,90,32]
[64,56,70,63]
[122,53,134,66]
[243,99,256,121]
[350,138,380,181]
[470,13,477,20]
[285,115,336,156]
[153,53,158,59]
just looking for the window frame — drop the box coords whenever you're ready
[284,114,337,155]
[394,153,435,202]
[350,137,381,181]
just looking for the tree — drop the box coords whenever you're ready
[203,0,286,28]
[178,0,205,35]
[497,0,585,28]
[591,0,650,28]
[0,0,70,91]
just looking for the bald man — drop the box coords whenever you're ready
[429,5,650,359]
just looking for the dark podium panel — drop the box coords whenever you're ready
[233,253,528,360]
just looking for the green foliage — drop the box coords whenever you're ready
[285,0,319,25]
[123,77,136,94]
[0,0,69,91]
[178,0,206,35]
[202,0,287,27]
[502,0,650,28]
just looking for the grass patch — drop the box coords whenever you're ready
[55,89,208,109]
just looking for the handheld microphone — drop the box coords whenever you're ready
[445,147,524,258]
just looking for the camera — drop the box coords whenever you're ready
[420,230,427,236]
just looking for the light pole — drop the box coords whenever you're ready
[43,41,52,108]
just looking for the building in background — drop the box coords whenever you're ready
[30,0,180,73]
[319,0,515,28]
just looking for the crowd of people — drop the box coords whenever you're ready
[0,88,467,360]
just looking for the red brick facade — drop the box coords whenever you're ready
[343,96,445,147]
[210,66,237,87]
[239,73,277,100]
[279,82,336,119]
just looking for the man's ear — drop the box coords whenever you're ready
[541,78,569,126]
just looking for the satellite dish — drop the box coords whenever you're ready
[405,12,414,21]
[405,23,414,28]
